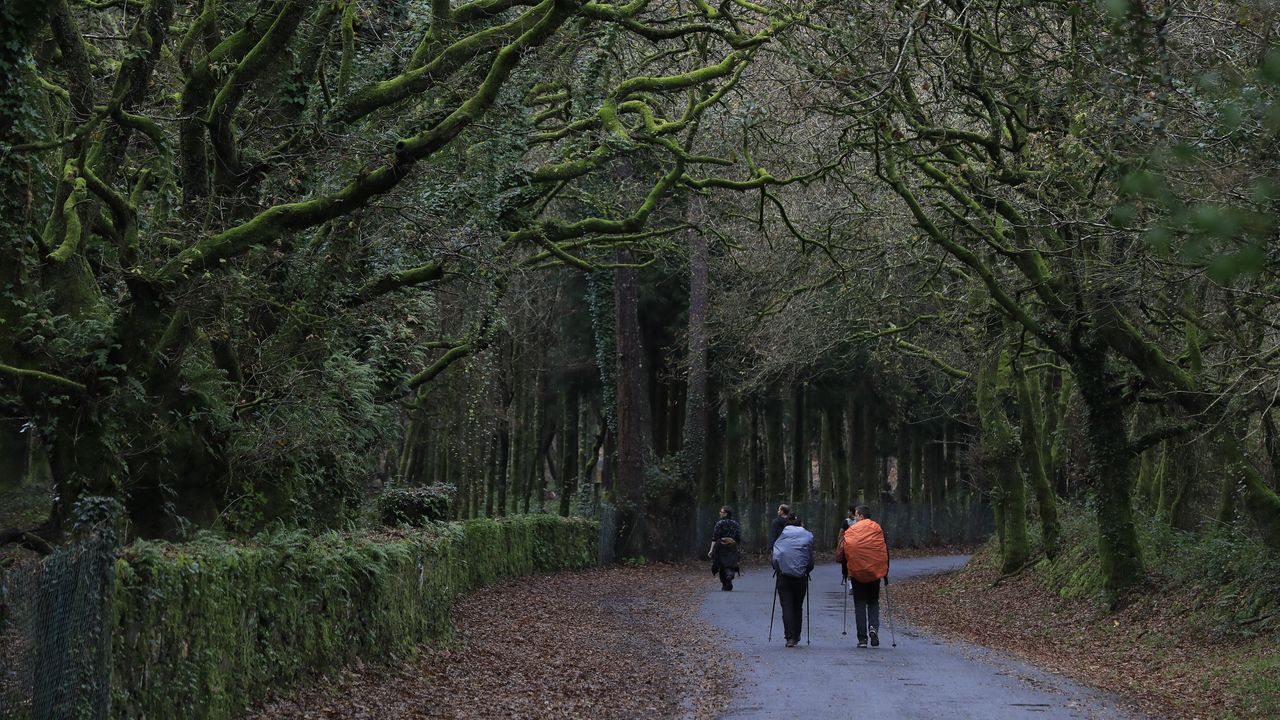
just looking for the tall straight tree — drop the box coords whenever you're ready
[681,200,710,499]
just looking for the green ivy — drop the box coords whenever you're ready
[586,269,616,432]
[109,515,598,719]
[377,483,455,525]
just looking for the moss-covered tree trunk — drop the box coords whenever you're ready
[1218,428,1280,548]
[1014,361,1060,559]
[977,337,1029,574]
[1070,343,1143,604]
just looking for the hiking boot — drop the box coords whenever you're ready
[869,627,879,647]
[785,639,797,648]
[856,640,867,648]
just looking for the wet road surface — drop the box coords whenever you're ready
[700,555,1142,720]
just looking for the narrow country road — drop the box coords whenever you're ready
[701,556,1141,720]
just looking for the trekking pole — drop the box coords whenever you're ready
[842,578,848,636]
[768,573,778,642]
[805,573,811,646]
[884,582,897,648]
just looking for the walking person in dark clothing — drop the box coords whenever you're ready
[771,514,814,647]
[842,505,890,648]
[767,504,790,551]
[837,504,857,592]
[708,506,742,591]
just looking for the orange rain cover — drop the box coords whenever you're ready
[843,520,888,583]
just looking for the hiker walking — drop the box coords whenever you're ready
[843,505,890,648]
[771,514,814,648]
[767,504,790,551]
[708,505,742,591]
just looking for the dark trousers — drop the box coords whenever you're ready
[718,566,736,590]
[776,574,808,642]
[851,579,881,642]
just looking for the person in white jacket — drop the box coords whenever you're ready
[770,515,814,647]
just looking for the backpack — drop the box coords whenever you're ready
[833,528,846,564]
[843,519,888,583]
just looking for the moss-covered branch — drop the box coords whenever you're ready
[333,2,550,124]
[0,361,87,392]
[207,1,306,186]
[517,225,690,267]
[893,338,971,380]
[881,145,1067,358]
[348,261,447,306]
[406,342,474,389]
[158,0,574,283]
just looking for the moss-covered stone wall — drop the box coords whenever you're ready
[109,516,598,719]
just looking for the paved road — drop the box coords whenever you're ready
[700,556,1141,720]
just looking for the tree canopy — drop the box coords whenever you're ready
[4,0,1280,604]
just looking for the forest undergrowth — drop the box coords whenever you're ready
[893,508,1280,720]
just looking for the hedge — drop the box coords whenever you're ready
[109,515,598,719]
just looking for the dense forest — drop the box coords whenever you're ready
[3,0,1279,606]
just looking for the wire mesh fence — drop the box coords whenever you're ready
[0,531,116,720]
[596,499,992,562]
[686,500,993,557]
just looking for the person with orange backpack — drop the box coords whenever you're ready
[843,505,890,648]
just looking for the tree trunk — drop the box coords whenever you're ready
[790,384,806,500]
[765,394,785,501]
[614,249,652,555]
[846,396,862,505]
[0,420,31,492]
[977,338,1029,574]
[1070,344,1143,605]
[723,396,745,504]
[860,400,876,503]
[749,397,764,503]
[497,422,510,516]
[895,422,912,504]
[822,398,849,509]
[910,426,924,506]
[485,431,498,517]
[1218,427,1280,548]
[681,220,709,501]
[1014,361,1061,559]
[559,383,580,516]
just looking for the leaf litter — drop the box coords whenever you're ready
[248,562,734,719]
[892,555,1278,720]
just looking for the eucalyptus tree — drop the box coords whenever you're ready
[789,0,1280,600]
[0,0,807,545]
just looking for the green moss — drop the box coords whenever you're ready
[109,516,597,719]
